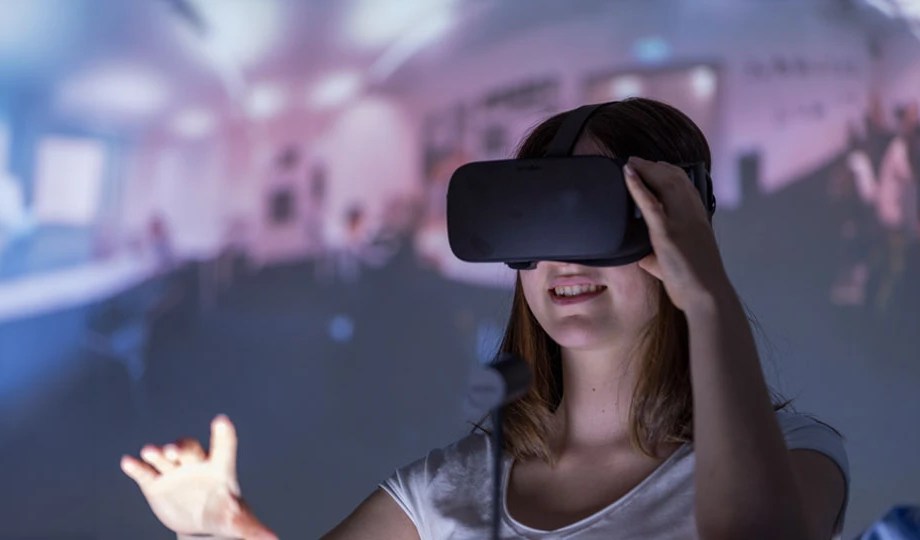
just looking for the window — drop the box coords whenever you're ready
[33,136,106,225]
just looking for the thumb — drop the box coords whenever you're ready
[638,254,663,281]
[210,415,238,481]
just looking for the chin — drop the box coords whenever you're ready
[555,338,613,352]
[545,321,614,350]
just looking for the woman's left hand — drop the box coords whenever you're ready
[623,156,733,313]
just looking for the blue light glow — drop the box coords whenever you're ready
[632,36,671,64]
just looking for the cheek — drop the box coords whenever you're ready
[520,273,544,311]
[520,272,561,332]
[608,271,660,324]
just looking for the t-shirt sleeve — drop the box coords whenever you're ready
[776,410,850,536]
[379,450,442,537]
[378,434,486,539]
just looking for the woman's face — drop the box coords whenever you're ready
[519,260,658,350]
[518,135,659,350]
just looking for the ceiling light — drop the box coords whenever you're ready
[345,0,454,48]
[309,72,363,109]
[611,76,643,100]
[57,64,170,120]
[171,108,215,138]
[245,83,286,120]
[690,66,717,99]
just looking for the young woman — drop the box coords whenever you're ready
[121,98,848,539]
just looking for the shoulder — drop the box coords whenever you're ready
[381,432,491,499]
[393,432,490,481]
[774,409,843,440]
[774,409,849,484]
[379,433,493,534]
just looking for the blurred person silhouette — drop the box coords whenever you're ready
[336,204,367,283]
[258,144,306,274]
[87,215,184,399]
[149,214,177,273]
[872,102,919,313]
[865,92,895,172]
[120,99,848,540]
[830,123,879,305]
[306,163,328,262]
[366,194,424,270]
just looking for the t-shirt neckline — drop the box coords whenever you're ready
[500,442,692,536]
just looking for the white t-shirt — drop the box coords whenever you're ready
[381,410,849,540]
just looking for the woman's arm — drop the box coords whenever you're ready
[174,489,419,540]
[125,416,419,540]
[623,157,845,540]
[685,291,843,540]
[321,488,420,540]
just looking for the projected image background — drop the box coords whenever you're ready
[0,1,917,538]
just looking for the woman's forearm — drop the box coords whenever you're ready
[685,286,808,540]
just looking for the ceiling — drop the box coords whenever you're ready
[0,0,906,134]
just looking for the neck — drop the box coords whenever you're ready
[551,337,644,452]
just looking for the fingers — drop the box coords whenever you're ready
[625,157,712,231]
[626,156,701,212]
[172,437,207,465]
[627,156,687,193]
[141,445,179,474]
[209,414,238,476]
[624,163,666,232]
[128,437,205,480]
[121,454,159,487]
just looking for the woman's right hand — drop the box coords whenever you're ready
[120,415,277,540]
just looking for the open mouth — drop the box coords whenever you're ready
[549,284,607,304]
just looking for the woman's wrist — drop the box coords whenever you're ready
[682,280,739,322]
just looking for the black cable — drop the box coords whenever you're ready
[466,353,530,539]
[491,406,504,540]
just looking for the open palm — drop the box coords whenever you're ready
[120,415,277,540]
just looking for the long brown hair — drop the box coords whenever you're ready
[496,98,773,463]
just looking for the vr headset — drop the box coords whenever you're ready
[446,102,717,270]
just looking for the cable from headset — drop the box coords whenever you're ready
[465,353,532,540]
[491,405,504,540]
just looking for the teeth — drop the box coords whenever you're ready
[553,284,603,297]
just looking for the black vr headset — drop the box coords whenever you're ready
[446,102,717,270]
